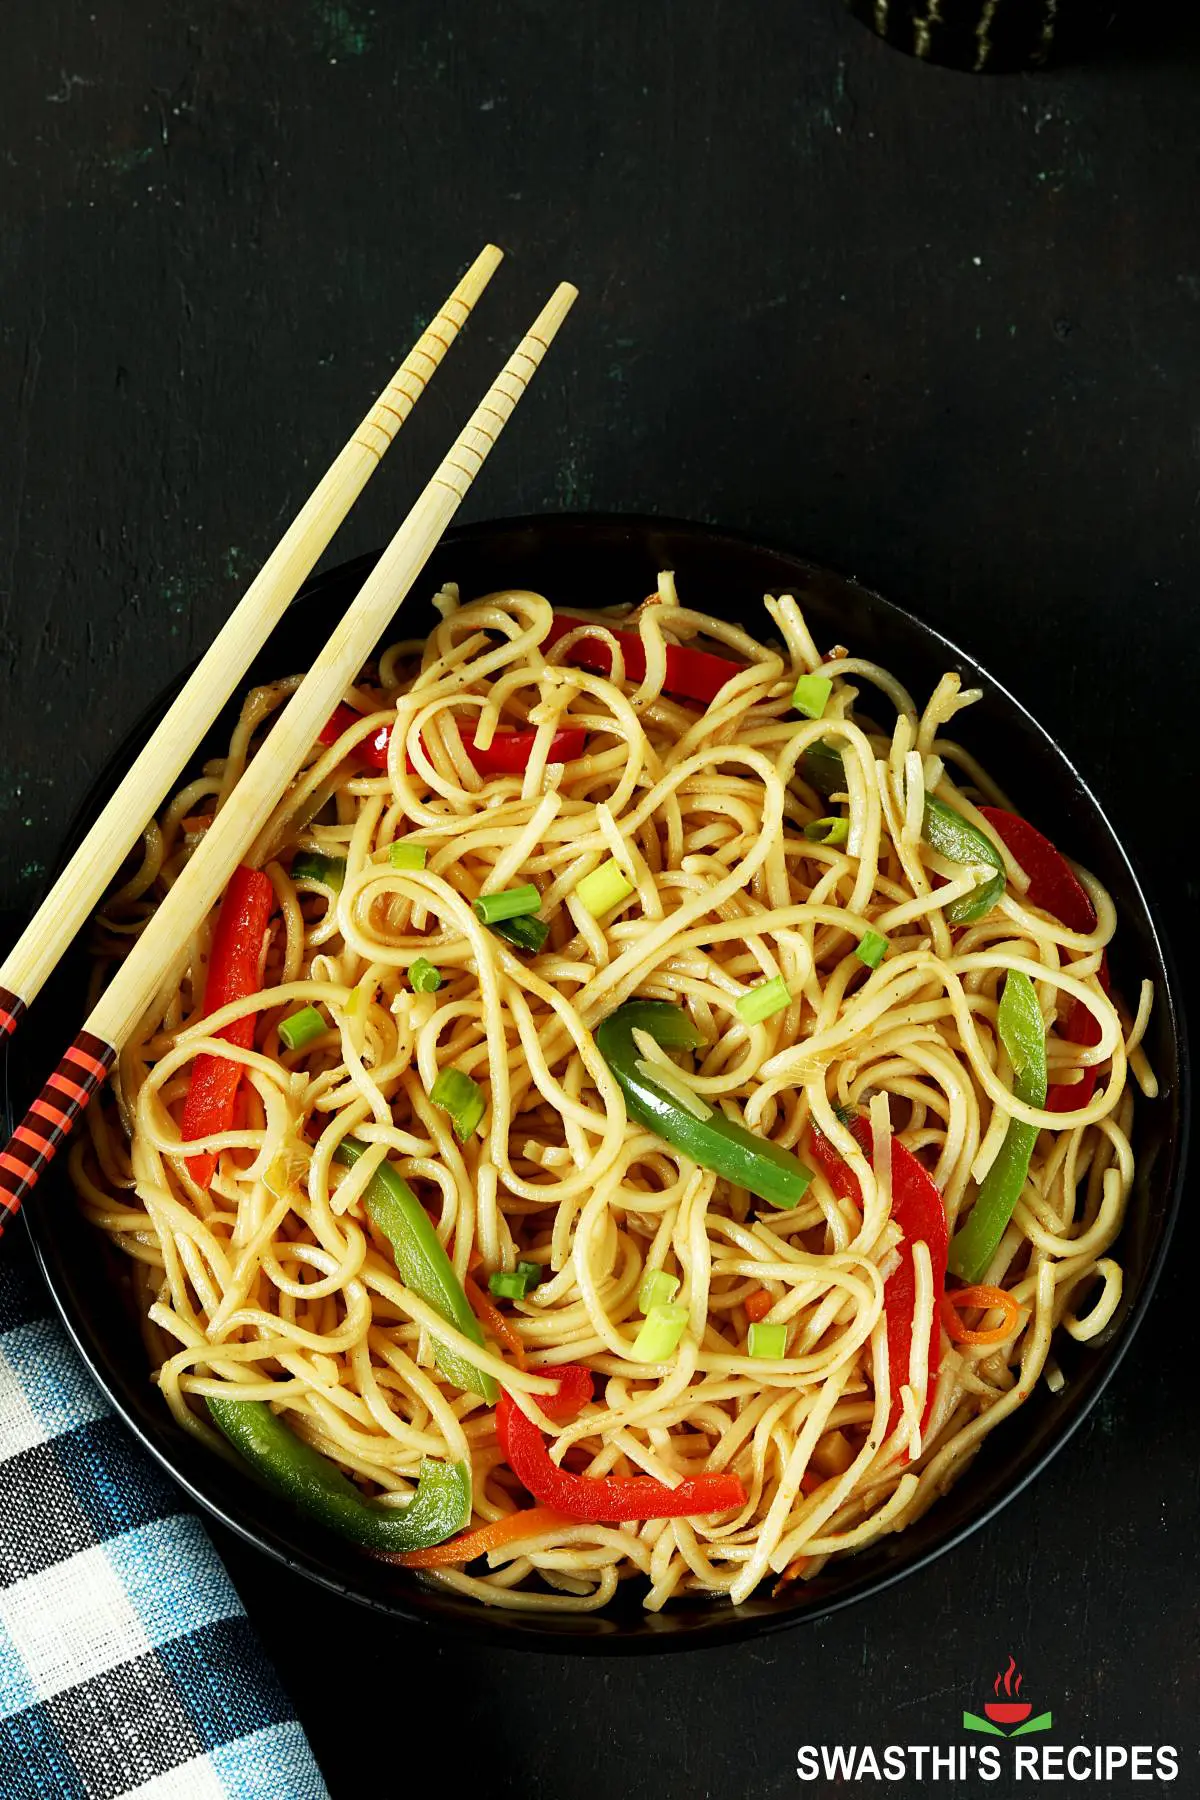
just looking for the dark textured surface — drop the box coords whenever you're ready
[1,2,1197,1795]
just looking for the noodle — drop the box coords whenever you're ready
[69,580,1147,1612]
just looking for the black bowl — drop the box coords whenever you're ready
[12,514,1188,1651]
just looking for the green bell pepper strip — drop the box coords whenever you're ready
[333,1137,496,1401]
[801,740,847,801]
[948,970,1048,1282]
[207,1395,470,1551]
[799,744,1006,925]
[921,795,1007,925]
[595,1001,815,1209]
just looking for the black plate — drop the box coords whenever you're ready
[10,514,1188,1651]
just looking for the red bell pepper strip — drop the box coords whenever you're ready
[1044,966,1110,1113]
[318,705,586,775]
[542,614,742,705]
[978,808,1111,1112]
[527,1362,593,1425]
[320,704,392,768]
[180,865,274,1187]
[496,1365,747,1521]
[456,724,588,775]
[977,808,1095,934]
[809,1115,947,1445]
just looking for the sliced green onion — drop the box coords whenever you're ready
[792,674,833,719]
[408,956,442,994]
[575,860,634,918]
[389,841,428,871]
[430,1067,486,1141]
[291,850,346,891]
[638,1268,680,1314]
[278,1004,326,1052]
[747,1321,788,1360]
[489,915,550,953]
[630,1302,689,1363]
[735,975,792,1024]
[803,815,849,846]
[855,929,888,969]
[474,885,541,925]
[488,1268,536,1300]
[517,1259,542,1282]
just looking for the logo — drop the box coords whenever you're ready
[962,1656,1052,1739]
[795,1655,1181,1785]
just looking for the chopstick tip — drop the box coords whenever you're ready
[524,281,579,351]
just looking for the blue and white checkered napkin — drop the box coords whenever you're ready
[0,1229,331,1800]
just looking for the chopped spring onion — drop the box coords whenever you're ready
[639,1268,681,1313]
[291,850,346,891]
[735,975,791,1024]
[792,674,833,720]
[278,1004,326,1052]
[633,1058,713,1120]
[430,1067,486,1141]
[474,885,541,925]
[576,860,634,917]
[408,957,442,994]
[389,841,428,871]
[489,914,550,953]
[488,1263,541,1300]
[855,929,888,970]
[747,1321,788,1360]
[803,815,849,846]
[630,1302,689,1363]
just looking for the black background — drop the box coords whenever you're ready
[1,3,1197,1796]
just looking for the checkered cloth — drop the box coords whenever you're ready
[0,1228,330,1800]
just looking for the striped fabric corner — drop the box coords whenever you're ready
[0,986,25,1040]
[1,1230,331,1799]
[0,1031,115,1226]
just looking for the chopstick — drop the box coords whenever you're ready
[0,280,578,1234]
[0,242,503,1045]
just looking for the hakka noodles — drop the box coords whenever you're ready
[70,576,1154,1611]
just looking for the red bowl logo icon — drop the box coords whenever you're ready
[986,1657,1030,1725]
[985,1700,1033,1725]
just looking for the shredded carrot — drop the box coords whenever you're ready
[941,1284,1025,1346]
[800,1469,824,1496]
[392,1506,574,1569]
[464,1273,527,1369]
[773,1554,810,1595]
[745,1288,773,1323]
[179,814,212,834]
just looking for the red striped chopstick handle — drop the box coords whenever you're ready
[0,985,26,1039]
[0,1030,116,1235]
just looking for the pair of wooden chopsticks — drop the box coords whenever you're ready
[0,247,577,1235]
